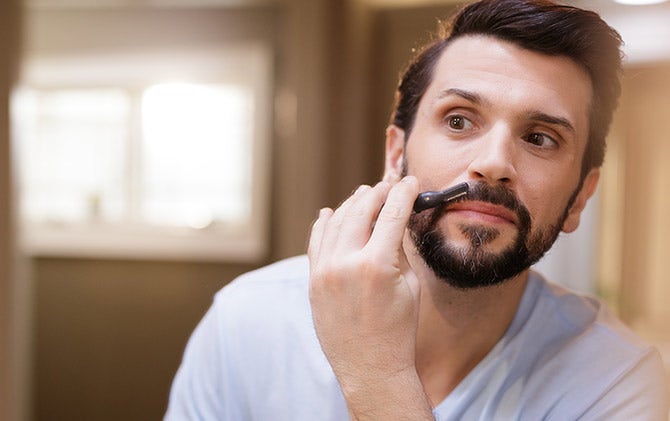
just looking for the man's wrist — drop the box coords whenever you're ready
[340,366,434,421]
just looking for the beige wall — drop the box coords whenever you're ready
[597,63,670,399]
[1,1,21,420]
[33,258,256,420]
[613,64,670,338]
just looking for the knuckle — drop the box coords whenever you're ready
[358,254,390,280]
[378,203,405,222]
[345,204,368,219]
[309,258,349,290]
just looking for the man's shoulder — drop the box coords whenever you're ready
[493,273,668,418]
[229,254,310,289]
[211,255,311,319]
[521,273,661,394]
[529,272,649,355]
[220,255,310,296]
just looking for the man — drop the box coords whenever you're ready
[166,0,668,419]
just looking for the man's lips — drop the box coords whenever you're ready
[446,200,518,226]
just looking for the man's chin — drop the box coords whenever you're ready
[446,237,512,257]
[414,231,529,289]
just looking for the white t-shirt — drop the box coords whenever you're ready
[165,255,668,420]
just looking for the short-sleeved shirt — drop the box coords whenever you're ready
[165,255,668,420]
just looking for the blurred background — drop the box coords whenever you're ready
[0,0,668,419]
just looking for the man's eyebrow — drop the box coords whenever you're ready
[528,111,576,134]
[436,89,576,134]
[436,88,488,106]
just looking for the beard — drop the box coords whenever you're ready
[408,181,580,289]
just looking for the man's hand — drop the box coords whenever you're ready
[308,176,434,420]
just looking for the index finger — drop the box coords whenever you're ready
[366,176,419,252]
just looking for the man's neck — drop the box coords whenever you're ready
[404,240,529,407]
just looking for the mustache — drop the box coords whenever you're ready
[461,182,532,231]
[463,182,525,213]
[410,181,532,234]
[421,182,531,228]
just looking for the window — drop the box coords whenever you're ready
[141,83,254,229]
[14,44,273,262]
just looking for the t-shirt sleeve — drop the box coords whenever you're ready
[164,297,227,421]
[577,347,668,420]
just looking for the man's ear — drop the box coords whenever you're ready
[383,124,406,183]
[562,168,600,233]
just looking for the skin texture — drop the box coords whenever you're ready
[308,35,600,419]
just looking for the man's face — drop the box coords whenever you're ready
[385,35,598,288]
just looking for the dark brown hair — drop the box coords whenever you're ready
[391,0,624,177]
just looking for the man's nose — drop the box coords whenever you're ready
[466,126,517,185]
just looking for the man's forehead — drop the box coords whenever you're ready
[422,35,593,132]
[428,35,591,93]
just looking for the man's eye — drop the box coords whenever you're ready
[446,115,471,130]
[525,132,557,149]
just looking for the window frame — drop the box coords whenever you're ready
[15,43,274,263]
